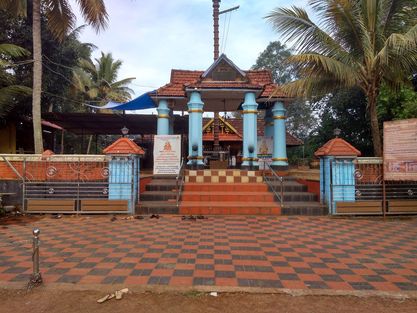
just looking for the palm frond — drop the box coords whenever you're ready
[77,57,96,78]
[107,90,132,102]
[0,0,27,17]
[110,77,135,89]
[309,0,364,55]
[44,0,76,41]
[381,0,417,35]
[0,85,31,118]
[287,53,360,86]
[76,0,108,32]
[274,77,350,98]
[71,67,92,94]
[0,44,30,58]
[376,24,417,72]
[265,6,354,63]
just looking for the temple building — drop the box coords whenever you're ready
[149,53,295,169]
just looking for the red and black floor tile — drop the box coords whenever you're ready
[0,216,417,292]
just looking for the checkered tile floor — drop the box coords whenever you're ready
[1,216,417,292]
[186,170,263,183]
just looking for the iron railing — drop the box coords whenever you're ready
[331,157,417,215]
[263,162,284,207]
[176,158,186,207]
[0,154,135,214]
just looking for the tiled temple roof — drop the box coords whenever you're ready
[154,69,288,99]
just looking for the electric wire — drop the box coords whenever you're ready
[2,59,34,67]
[220,12,227,54]
[42,54,76,71]
[223,11,232,54]
[41,90,103,105]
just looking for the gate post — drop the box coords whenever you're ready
[103,138,145,214]
[315,137,361,214]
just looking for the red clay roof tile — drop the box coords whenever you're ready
[314,138,361,157]
[154,69,290,98]
[103,138,145,155]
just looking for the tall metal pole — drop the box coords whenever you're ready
[213,0,220,61]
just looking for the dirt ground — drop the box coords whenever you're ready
[1,288,417,313]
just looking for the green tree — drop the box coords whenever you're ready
[310,88,374,156]
[251,41,295,84]
[378,84,417,120]
[71,52,135,153]
[0,0,108,153]
[0,44,31,122]
[72,52,135,105]
[0,10,97,117]
[266,0,417,156]
[252,41,317,140]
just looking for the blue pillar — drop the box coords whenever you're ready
[264,108,273,137]
[320,156,333,208]
[331,158,356,214]
[187,91,204,167]
[242,92,259,168]
[271,101,288,168]
[108,155,140,214]
[157,99,170,135]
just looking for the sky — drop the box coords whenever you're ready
[70,0,309,112]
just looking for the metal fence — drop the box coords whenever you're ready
[331,157,417,215]
[1,154,136,214]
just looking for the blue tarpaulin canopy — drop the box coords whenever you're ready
[86,92,156,111]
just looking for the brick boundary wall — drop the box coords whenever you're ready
[0,155,108,181]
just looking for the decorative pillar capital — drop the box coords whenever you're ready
[188,91,204,110]
[242,92,258,111]
[272,101,286,117]
[157,99,170,116]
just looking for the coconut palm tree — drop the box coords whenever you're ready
[0,0,108,153]
[72,52,135,105]
[266,0,417,156]
[72,52,135,153]
[0,44,31,119]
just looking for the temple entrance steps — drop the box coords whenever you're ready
[137,171,326,216]
[137,175,179,214]
[265,176,327,215]
[180,183,281,215]
[180,169,280,215]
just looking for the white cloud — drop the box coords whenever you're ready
[69,0,310,100]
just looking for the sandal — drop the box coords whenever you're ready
[115,290,123,300]
[97,294,110,303]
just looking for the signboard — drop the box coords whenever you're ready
[153,135,181,175]
[257,136,273,170]
[384,119,417,181]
